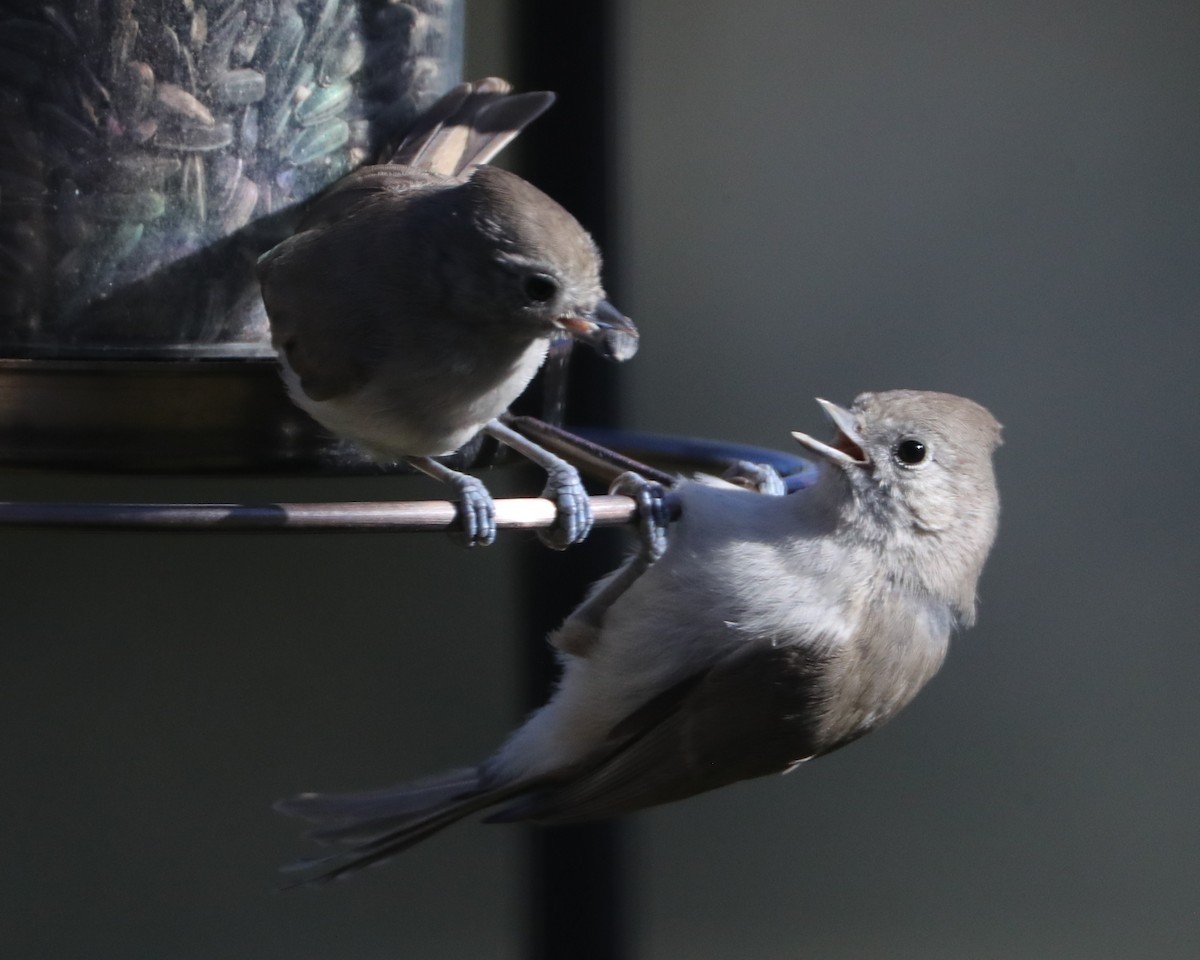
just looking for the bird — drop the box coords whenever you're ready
[256,78,638,547]
[275,390,1002,884]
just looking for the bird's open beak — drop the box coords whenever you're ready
[557,300,639,362]
[791,398,870,467]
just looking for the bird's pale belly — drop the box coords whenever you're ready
[281,339,549,458]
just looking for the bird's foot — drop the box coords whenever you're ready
[723,460,787,496]
[537,464,594,550]
[610,471,670,560]
[449,474,497,547]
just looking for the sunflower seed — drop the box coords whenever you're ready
[238,103,260,156]
[155,119,234,151]
[155,82,215,127]
[221,175,258,231]
[303,0,340,61]
[210,68,266,106]
[286,117,348,165]
[111,154,182,187]
[80,190,166,222]
[181,152,206,223]
[189,4,207,51]
[115,60,155,123]
[260,2,304,81]
[293,77,350,126]
[263,60,313,147]
[200,5,246,84]
[130,117,159,143]
[105,7,138,86]
[209,153,243,209]
[233,0,274,64]
[106,220,145,264]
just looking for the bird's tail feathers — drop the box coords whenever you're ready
[274,766,530,887]
[387,77,555,175]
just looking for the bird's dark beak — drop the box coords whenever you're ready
[557,300,639,362]
[792,398,870,466]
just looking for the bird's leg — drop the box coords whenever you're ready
[501,413,677,488]
[722,460,787,496]
[405,456,497,547]
[610,471,670,561]
[554,553,650,655]
[553,471,670,656]
[483,419,593,550]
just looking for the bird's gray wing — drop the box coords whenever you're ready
[289,166,441,233]
[256,241,368,400]
[257,169,447,402]
[489,639,835,824]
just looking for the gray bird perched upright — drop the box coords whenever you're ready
[257,78,638,547]
[276,390,1002,884]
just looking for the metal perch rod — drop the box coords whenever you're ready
[0,494,655,533]
[0,428,814,533]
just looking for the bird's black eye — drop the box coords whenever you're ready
[524,274,559,303]
[894,438,928,466]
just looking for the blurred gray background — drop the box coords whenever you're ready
[2,1,1198,957]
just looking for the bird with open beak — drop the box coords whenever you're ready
[275,390,1002,883]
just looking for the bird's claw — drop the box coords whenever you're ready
[450,474,497,547]
[723,460,787,496]
[537,465,594,550]
[610,471,670,560]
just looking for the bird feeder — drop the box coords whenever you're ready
[0,0,463,471]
